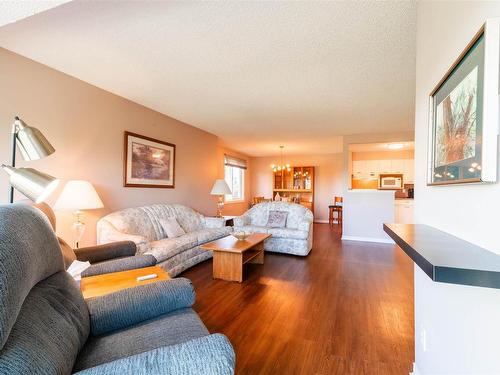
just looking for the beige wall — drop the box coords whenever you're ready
[216,145,251,215]
[250,153,343,222]
[0,48,248,246]
[412,3,500,374]
[351,150,414,161]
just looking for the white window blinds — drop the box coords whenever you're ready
[224,154,247,170]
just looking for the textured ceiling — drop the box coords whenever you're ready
[0,1,417,156]
[0,0,70,27]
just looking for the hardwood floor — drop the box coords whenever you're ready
[181,224,414,374]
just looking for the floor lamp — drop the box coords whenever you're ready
[1,116,59,203]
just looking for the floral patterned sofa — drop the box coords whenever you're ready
[233,202,314,256]
[97,204,232,276]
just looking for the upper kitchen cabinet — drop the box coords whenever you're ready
[402,159,414,183]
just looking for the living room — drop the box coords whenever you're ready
[1,2,500,375]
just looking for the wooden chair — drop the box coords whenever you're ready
[252,196,265,206]
[328,196,343,226]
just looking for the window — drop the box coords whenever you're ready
[224,154,247,202]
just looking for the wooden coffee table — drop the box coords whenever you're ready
[200,233,271,282]
[80,265,170,299]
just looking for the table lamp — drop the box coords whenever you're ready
[210,179,232,217]
[2,116,58,203]
[54,180,104,248]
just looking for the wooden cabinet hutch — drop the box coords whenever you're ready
[273,166,315,213]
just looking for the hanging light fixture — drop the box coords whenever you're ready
[270,146,291,172]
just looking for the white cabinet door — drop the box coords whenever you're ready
[365,160,378,180]
[379,160,391,174]
[403,159,414,183]
[391,159,404,174]
[395,201,414,223]
[352,160,365,178]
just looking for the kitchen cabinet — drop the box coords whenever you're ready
[378,160,392,174]
[403,159,414,183]
[395,199,414,224]
[351,158,414,184]
[391,159,404,174]
[353,160,371,179]
[365,160,378,179]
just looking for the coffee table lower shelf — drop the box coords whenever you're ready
[201,233,271,282]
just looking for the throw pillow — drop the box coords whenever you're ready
[160,218,186,238]
[267,210,288,228]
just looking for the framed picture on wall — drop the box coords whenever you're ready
[124,131,175,188]
[427,19,499,186]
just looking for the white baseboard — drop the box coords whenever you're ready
[341,235,394,244]
[410,362,421,375]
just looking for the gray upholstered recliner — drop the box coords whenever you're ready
[0,205,235,374]
[28,201,157,277]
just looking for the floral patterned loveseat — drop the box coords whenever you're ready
[97,204,232,276]
[233,202,314,256]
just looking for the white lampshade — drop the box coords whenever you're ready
[210,179,232,195]
[54,180,104,211]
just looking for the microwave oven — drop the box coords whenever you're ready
[380,176,403,189]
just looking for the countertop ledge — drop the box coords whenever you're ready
[384,223,500,289]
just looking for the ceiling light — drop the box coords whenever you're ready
[387,143,404,150]
[271,146,291,172]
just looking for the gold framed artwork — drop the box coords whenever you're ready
[123,131,175,188]
[427,19,499,185]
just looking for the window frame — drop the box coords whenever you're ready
[224,164,245,203]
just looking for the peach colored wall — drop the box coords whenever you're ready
[0,48,229,246]
[250,153,343,222]
[352,150,414,161]
[216,145,251,216]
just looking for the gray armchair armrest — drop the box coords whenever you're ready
[87,278,195,336]
[73,334,235,375]
[75,241,137,263]
[81,254,156,277]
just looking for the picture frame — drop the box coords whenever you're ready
[123,131,175,188]
[427,19,499,186]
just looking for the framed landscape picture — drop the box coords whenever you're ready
[427,19,499,185]
[124,131,175,188]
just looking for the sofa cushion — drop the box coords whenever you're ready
[0,272,89,375]
[74,308,208,372]
[266,210,288,228]
[147,234,198,263]
[232,225,269,234]
[99,207,158,242]
[267,227,309,240]
[160,218,186,238]
[194,228,232,245]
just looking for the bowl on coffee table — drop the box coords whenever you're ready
[233,231,250,241]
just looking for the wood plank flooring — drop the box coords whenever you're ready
[181,224,414,374]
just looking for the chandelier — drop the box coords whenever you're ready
[271,145,291,172]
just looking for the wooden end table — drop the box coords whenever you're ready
[200,233,271,282]
[80,265,170,299]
